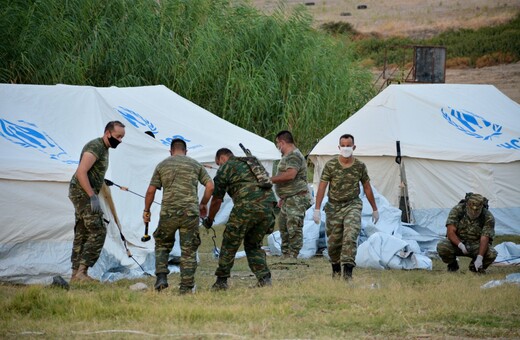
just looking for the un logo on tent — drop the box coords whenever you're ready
[117,106,158,135]
[0,119,78,164]
[441,107,502,141]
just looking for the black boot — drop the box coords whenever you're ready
[211,277,228,291]
[343,264,353,280]
[331,263,341,278]
[257,273,272,287]
[447,261,459,272]
[154,273,168,291]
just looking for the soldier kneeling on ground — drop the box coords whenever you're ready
[437,193,497,273]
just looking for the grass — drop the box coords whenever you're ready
[1,227,519,339]
[326,12,520,69]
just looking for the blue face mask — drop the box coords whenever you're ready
[108,134,121,149]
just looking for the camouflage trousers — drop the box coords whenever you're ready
[215,203,275,280]
[154,212,201,290]
[69,185,106,270]
[325,198,363,266]
[277,192,311,257]
[436,238,497,269]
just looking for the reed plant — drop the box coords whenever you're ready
[0,0,375,153]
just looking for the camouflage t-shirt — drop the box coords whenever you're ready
[446,203,495,241]
[70,137,109,195]
[213,156,277,207]
[150,155,211,214]
[320,157,369,203]
[274,148,308,198]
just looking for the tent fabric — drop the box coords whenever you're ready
[0,83,280,284]
[309,84,520,236]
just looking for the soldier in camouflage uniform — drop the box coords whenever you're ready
[204,148,276,290]
[271,131,312,258]
[436,193,497,273]
[314,134,379,280]
[143,138,214,293]
[69,121,126,282]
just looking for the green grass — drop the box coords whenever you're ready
[324,12,520,68]
[1,227,519,339]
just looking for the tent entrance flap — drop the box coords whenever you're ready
[396,141,412,223]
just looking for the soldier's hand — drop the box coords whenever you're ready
[199,203,208,218]
[143,210,151,223]
[474,255,483,270]
[313,209,321,225]
[202,217,213,229]
[90,194,101,213]
[458,242,468,255]
[372,210,379,224]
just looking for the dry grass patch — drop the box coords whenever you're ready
[1,228,519,339]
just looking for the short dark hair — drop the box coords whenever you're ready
[339,134,354,144]
[104,120,125,132]
[215,148,234,159]
[275,130,294,144]
[170,138,187,151]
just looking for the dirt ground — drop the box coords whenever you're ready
[445,62,520,103]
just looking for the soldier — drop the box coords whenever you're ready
[204,148,276,290]
[437,193,497,273]
[271,130,312,258]
[69,120,126,282]
[313,134,379,280]
[143,138,214,293]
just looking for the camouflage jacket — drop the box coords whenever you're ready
[70,137,109,196]
[446,203,495,242]
[150,155,211,215]
[213,156,277,207]
[320,157,369,204]
[274,148,308,198]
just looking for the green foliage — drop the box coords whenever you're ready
[342,12,520,68]
[429,13,520,65]
[0,0,376,153]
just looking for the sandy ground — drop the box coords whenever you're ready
[251,0,520,38]
[445,62,520,103]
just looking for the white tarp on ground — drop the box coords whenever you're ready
[0,83,280,284]
[308,84,520,237]
[267,185,434,270]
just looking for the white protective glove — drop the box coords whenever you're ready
[313,209,321,225]
[458,242,469,255]
[372,210,379,224]
[474,255,484,271]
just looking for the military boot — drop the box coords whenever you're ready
[331,263,341,278]
[343,264,354,280]
[447,261,459,272]
[154,273,169,291]
[179,285,196,295]
[211,277,228,291]
[257,273,272,288]
[71,264,95,283]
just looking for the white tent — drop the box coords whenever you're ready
[309,84,520,236]
[0,83,280,284]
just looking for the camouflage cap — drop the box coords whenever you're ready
[466,193,486,220]
[467,193,486,207]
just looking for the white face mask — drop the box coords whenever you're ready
[339,146,353,158]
